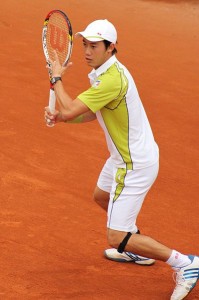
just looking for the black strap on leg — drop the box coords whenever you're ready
[117,232,132,253]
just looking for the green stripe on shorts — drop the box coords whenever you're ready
[113,168,127,202]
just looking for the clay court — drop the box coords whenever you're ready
[0,0,199,299]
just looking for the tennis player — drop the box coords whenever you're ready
[44,19,199,300]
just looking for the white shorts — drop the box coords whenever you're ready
[97,157,159,233]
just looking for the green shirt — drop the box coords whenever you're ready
[78,55,159,169]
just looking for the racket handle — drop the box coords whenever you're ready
[47,89,56,127]
[49,89,56,112]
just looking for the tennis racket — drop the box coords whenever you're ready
[42,10,73,126]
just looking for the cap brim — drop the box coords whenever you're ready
[75,31,104,42]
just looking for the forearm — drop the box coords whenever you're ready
[54,80,73,115]
[53,98,96,124]
[53,80,90,122]
[66,111,96,123]
[44,55,90,126]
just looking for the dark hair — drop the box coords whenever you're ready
[103,40,118,55]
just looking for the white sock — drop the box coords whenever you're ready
[166,250,192,269]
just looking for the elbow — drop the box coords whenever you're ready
[60,108,76,122]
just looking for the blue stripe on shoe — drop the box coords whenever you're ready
[184,267,199,282]
[184,269,199,277]
[125,252,148,262]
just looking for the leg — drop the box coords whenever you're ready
[93,186,109,211]
[105,161,159,265]
[106,163,159,236]
[107,228,172,261]
[106,162,199,299]
[107,229,199,300]
[93,157,113,210]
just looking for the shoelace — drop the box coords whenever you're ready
[172,270,185,287]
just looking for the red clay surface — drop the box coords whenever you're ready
[0,0,199,299]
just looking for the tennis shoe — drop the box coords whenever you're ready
[104,248,155,266]
[170,255,199,300]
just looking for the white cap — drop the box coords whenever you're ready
[75,19,117,44]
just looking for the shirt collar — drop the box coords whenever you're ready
[88,55,117,83]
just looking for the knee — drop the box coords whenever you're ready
[93,188,101,205]
[93,187,100,202]
[93,187,109,210]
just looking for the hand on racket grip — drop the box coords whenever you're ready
[44,106,58,127]
[44,106,64,125]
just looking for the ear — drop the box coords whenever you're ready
[107,43,115,53]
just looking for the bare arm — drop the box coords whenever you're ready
[44,51,95,125]
[66,110,96,123]
[53,80,89,121]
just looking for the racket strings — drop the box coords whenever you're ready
[46,13,70,65]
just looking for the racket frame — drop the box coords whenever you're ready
[42,10,73,123]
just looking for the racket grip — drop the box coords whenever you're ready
[49,89,56,112]
[47,89,56,127]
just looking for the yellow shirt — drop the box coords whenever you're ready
[78,55,159,170]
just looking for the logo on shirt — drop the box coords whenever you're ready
[92,80,101,88]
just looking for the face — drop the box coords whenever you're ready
[82,38,113,69]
